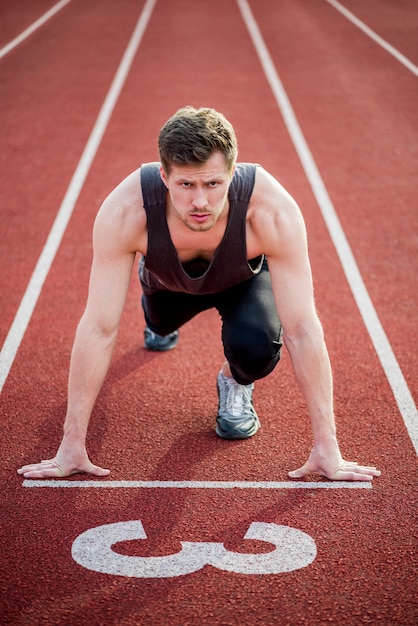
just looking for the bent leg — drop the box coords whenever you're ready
[141,290,215,337]
[216,261,282,385]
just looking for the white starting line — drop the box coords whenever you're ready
[23,479,371,489]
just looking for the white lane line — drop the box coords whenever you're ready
[23,479,372,489]
[326,0,418,77]
[0,0,73,61]
[0,0,157,393]
[237,0,418,455]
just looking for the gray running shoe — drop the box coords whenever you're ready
[144,327,179,351]
[216,371,260,439]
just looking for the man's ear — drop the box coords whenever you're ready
[160,166,168,188]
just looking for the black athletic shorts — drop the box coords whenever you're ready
[141,259,282,385]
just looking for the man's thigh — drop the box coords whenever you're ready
[215,261,282,383]
[141,290,216,336]
[215,260,281,335]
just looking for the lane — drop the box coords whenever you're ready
[248,0,418,404]
[239,0,417,452]
[0,0,149,344]
[0,0,156,392]
[2,486,408,625]
[331,0,418,63]
[326,0,418,75]
[0,0,61,48]
[0,0,72,60]
[1,1,417,625]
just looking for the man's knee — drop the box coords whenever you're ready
[224,324,282,384]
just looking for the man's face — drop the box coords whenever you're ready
[160,151,235,232]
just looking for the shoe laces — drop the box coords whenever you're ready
[222,376,254,418]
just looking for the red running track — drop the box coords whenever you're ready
[1,1,417,624]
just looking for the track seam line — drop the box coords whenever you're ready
[325,0,418,77]
[0,0,73,61]
[0,0,157,392]
[23,479,372,489]
[237,0,418,455]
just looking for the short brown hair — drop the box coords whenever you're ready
[158,107,238,174]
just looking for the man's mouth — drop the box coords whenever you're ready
[190,213,210,223]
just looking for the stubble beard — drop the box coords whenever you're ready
[184,219,216,233]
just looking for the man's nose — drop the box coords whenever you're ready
[192,188,208,209]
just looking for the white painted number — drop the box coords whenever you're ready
[72,520,316,578]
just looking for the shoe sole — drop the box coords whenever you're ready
[215,417,260,440]
[144,331,179,351]
[144,341,178,352]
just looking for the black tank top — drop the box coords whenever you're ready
[139,162,264,295]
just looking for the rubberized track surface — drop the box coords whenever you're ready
[1,1,417,624]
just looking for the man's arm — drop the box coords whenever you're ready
[250,168,380,481]
[18,174,144,479]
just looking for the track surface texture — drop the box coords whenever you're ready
[1,1,417,625]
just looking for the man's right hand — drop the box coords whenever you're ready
[17,453,110,479]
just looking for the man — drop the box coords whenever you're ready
[18,107,380,481]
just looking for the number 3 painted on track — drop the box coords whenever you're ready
[72,521,316,578]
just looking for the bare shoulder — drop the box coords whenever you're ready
[247,165,307,258]
[94,167,147,255]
